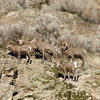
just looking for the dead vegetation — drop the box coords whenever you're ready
[0,0,28,15]
[49,0,100,24]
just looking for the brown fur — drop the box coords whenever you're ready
[35,41,57,62]
[64,47,86,67]
[60,41,86,67]
[18,39,37,55]
[7,44,32,63]
[59,61,78,81]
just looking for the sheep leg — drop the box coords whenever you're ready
[80,57,84,67]
[17,53,21,63]
[73,75,76,81]
[68,56,74,62]
[75,75,78,82]
[42,50,45,62]
[63,71,66,80]
[26,53,30,63]
[73,69,77,81]
[68,72,71,81]
[25,55,28,63]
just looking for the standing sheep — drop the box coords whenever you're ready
[35,41,58,62]
[17,38,37,56]
[6,44,32,63]
[60,41,86,67]
[59,60,79,81]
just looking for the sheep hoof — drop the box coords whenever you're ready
[30,60,32,64]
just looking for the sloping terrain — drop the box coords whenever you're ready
[0,0,100,100]
[0,49,100,100]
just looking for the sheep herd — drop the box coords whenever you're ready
[6,37,87,81]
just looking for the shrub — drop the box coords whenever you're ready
[0,0,28,14]
[0,21,26,47]
[35,13,69,47]
[49,0,100,24]
[65,33,100,54]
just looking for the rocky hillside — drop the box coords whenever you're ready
[0,0,100,100]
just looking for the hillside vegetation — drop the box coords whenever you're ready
[0,0,100,100]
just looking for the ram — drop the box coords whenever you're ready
[60,41,86,67]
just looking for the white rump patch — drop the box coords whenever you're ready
[28,46,32,51]
[18,40,23,45]
[73,61,78,68]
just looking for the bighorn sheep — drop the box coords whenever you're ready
[17,38,58,62]
[60,41,86,67]
[17,38,37,56]
[6,44,32,63]
[59,60,79,81]
[35,41,58,62]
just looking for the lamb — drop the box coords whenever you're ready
[59,60,79,81]
[35,41,58,62]
[6,44,32,63]
[60,41,86,67]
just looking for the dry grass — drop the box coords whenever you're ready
[0,0,28,15]
[35,13,68,46]
[0,21,26,47]
[0,0,100,24]
[49,0,100,24]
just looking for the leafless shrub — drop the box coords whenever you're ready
[0,0,28,14]
[49,0,100,24]
[0,21,27,47]
[35,13,69,47]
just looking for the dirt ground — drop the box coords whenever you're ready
[0,49,100,100]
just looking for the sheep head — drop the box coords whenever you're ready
[60,40,69,54]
